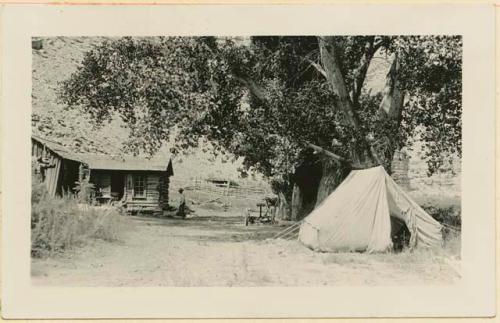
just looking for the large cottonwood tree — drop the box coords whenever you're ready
[60,35,462,219]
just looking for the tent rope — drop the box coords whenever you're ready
[273,221,302,240]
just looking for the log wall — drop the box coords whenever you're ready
[126,172,169,213]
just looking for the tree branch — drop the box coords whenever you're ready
[318,36,380,166]
[305,58,327,78]
[318,37,359,129]
[306,142,348,163]
[351,37,375,106]
[378,53,404,120]
[371,52,405,170]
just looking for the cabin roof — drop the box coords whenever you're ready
[32,135,172,172]
[84,155,170,172]
[32,135,84,162]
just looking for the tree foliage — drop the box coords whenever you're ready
[60,35,462,191]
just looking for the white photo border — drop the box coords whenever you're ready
[1,3,495,318]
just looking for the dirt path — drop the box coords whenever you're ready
[31,214,460,286]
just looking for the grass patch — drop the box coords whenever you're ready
[442,229,461,258]
[31,182,125,258]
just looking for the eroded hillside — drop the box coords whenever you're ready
[31,37,269,187]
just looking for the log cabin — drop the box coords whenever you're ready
[32,135,174,214]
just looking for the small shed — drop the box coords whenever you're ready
[32,135,83,197]
[31,135,174,213]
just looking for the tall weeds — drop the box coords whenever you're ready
[31,181,125,258]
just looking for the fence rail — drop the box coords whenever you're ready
[170,177,271,199]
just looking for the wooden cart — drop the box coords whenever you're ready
[244,198,278,226]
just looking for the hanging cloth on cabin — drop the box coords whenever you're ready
[45,156,62,197]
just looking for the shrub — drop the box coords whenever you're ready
[74,179,95,204]
[31,182,125,258]
[423,204,461,227]
[422,204,461,240]
[420,204,461,257]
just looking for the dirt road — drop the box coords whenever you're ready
[31,214,460,286]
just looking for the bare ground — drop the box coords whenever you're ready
[31,212,460,286]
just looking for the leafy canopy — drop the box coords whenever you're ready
[60,35,462,185]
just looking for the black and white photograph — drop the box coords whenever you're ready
[30,34,463,286]
[1,4,495,319]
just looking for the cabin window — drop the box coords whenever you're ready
[133,175,146,198]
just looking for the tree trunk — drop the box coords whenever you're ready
[291,183,303,221]
[318,37,376,168]
[315,160,351,207]
[276,191,291,220]
[374,53,405,171]
[309,37,379,208]
[312,51,405,208]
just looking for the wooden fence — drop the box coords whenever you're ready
[170,177,271,200]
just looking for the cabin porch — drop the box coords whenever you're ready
[90,170,170,214]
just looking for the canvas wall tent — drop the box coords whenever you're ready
[298,166,443,253]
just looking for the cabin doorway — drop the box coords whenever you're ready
[110,172,125,201]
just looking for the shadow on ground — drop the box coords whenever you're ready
[129,214,288,243]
